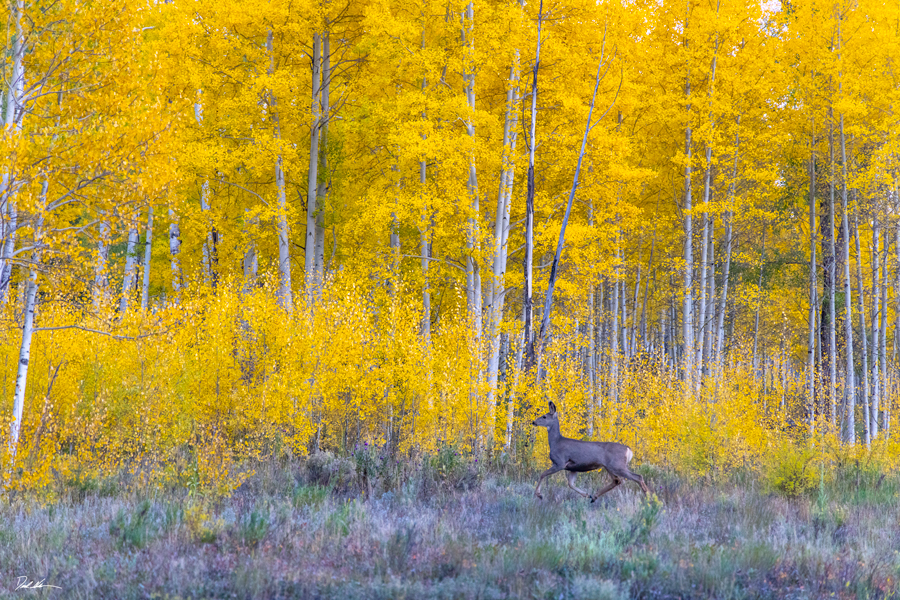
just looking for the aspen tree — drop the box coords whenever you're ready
[853,210,870,447]
[141,207,154,312]
[267,30,293,311]
[487,61,521,423]
[522,0,543,371]
[94,220,110,307]
[305,33,322,303]
[120,227,140,313]
[681,0,696,388]
[0,0,25,306]
[168,209,182,298]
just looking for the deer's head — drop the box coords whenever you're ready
[532,401,558,427]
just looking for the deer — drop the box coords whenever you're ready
[532,401,650,501]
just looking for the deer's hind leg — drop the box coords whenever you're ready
[565,471,590,498]
[624,469,650,494]
[589,472,622,503]
[610,467,650,495]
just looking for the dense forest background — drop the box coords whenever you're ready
[1,0,899,496]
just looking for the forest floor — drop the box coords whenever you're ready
[2,454,899,600]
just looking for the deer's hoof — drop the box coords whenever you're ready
[534,492,543,500]
[589,495,596,503]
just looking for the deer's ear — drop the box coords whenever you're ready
[549,401,557,414]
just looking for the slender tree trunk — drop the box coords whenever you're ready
[168,209,182,299]
[822,116,837,428]
[630,263,641,358]
[305,33,322,302]
[419,27,432,344]
[120,227,140,313]
[611,251,620,405]
[839,111,855,443]
[94,219,110,307]
[682,97,695,386]
[243,208,259,288]
[420,173,431,342]
[0,0,25,307]
[871,221,881,437]
[141,207,153,311]
[194,102,217,288]
[853,210,870,447]
[267,31,293,310]
[489,60,521,428]
[716,122,740,372]
[704,218,715,368]
[697,211,709,382]
[887,224,897,435]
[315,32,331,293]
[808,129,818,432]
[536,49,609,363]
[642,193,661,351]
[9,190,44,463]
[586,283,596,437]
[752,228,767,377]
[522,0,543,371]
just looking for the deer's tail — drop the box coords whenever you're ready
[625,447,634,464]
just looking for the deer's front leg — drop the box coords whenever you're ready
[534,464,563,500]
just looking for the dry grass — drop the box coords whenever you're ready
[1,456,899,599]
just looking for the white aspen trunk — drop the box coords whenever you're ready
[421,165,431,342]
[93,220,110,308]
[887,224,896,435]
[390,207,400,290]
[0,1,25,306]
[696,20,719,385]
[267,31,293,310]
[9,260,38,462]
[243,209,259,287]
[305,33,322,302]
[714,228,732,371]
[314,33,330,292]
[752,228,766,377]
[9,189,44,463]
[587,283,596,438]
[140,207,153,311]
[419,32,432,344]
[704,218,715,367]
[827,117,838,428]
[0,205,17,306]
[871,221,881,437]
[462,1,483,367]
[275,154,292,307]
[120,227,140,313]
[523,0,543,370]
[168,209,182,298]
[808,131,818,433]
[642,194,662,352]
[630,264,641,358]
[194,101,217,288]
[536,51,608,370]
[853,210,870,447]
[716,122,740,371]
[489,60,521,426]
[697,211,709,382]
[682,96,695,386]
[611,252,620,405]
[839,112,855,444]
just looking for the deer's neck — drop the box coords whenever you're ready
[546,421,563,446]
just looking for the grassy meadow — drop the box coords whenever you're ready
[2,450,900,600]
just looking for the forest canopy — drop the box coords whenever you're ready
[1,0,898,495]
